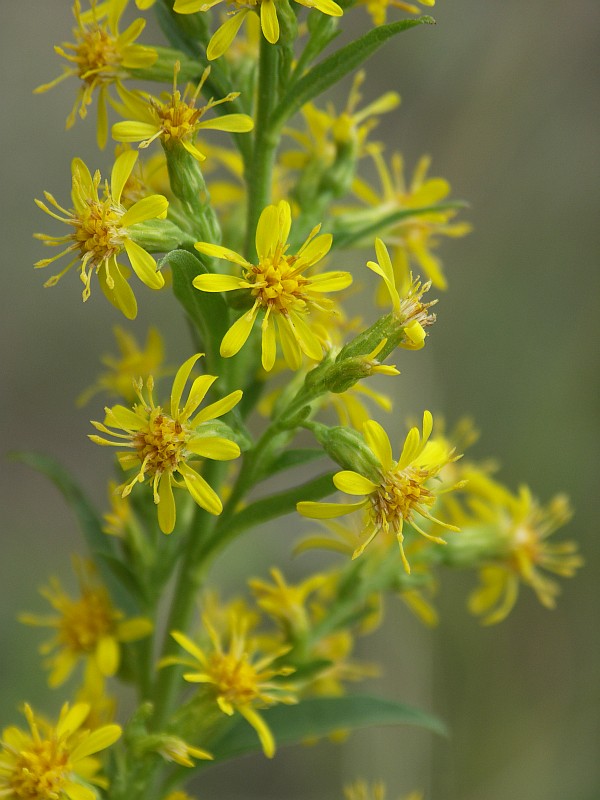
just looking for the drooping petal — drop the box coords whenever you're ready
[262,315,277,372]
[220,308,258,358]
[275,315,302,370]
[260,0,280,44]
[96,636,119,676]
[124,240,165,289]
[98,259,137,319]
[288,311,323,362]
[157,473,176,534]
[238,705,275,758]
[179,463,223,514]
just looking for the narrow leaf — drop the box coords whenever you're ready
[272,17,435,127]
[208,695,447,763]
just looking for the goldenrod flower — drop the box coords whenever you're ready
[298,413,460,572]
[367,238,437,349]
[78,325,167,406]
[194,200,352,371]
[0,702,121,800]
[249,568,328,634]
[283,71,400,169]
[89,354,243,533]
[35,150,168,319]
[469,487,583,624]
[112,62,254,162]
[358,0,434,27]
[174,0,342,61]
[353,150,471,292]
[35,0,157,148]
[163,619,296,758]
[20,559,152,688]
[153,736,212,767]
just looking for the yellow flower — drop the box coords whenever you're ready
[468,487,583,624]
[78,325,167,406]
[344,780,387,800]
[174,0,343,61]
[283,71,400,169]
[366,237,437,349]
[35,150,168,319]
[112,62,254,162]
[297,413,460,572]
[154,736,212,767]
[163,618,296,758]
[358,0,434,27]
[194,200,353,371]
[102,480,132,537]
[353,150,471,292]
[34,0,157,148]
[89,354,243,533]
[0,702,121,800]
[19,559,152,688]
[249,567,328,634]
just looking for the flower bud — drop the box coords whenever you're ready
[308,422,381,481]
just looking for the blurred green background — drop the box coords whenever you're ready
[1,1,598,798]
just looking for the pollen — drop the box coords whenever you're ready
[207,652,262,707]
[56,586,117,654]
[246,252,309,315]
[74,191,126,268]
[7,736,70,800]
[132,408,188,477]
[74,26,121,86]
[372,467,434,534]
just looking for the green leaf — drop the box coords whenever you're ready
[272,16,435,127]
[9,452,135,611]
[217,472,336,540]
[331,201,469,249]
[166,249,230,380]
[208,695,447,762]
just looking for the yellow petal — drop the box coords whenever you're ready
[262,315,277,371]
[220,308,257,358]
[193,273,246,292]
[171,354,203,417]
[255,203,280,260]
[311,0,343,15]
[296,499,367,519]
[198,113,254,133]
[238,705,275,758]
[191,389,243,425]
[260,0,280,43]
[171,629,206,663]
[98,260,137,319]
[112,120,158,143]
[158,473,176,534]
[111,150,138,204]
[70,725,122,762]
[333,470,378,496]
[275,315,302,370]
[174,0,205,11]
[116,617,153,641]
[124,240,165,290]
[96,636,119,676]
[363,419,394,471]
[179,463,222,514]
[181,374,218,420]
[308,270,353,293]
[187,436,241,460]
[207,10,248,61]
[296,233,332,267]
[288,311,323,362]
[121,194,169,226]
[194,242,250,268]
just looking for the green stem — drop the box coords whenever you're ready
[244,36,280,260]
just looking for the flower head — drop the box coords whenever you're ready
[89,354,243,533]
[249,568,328,635]
[163,618,296,757]
[34,0,157,148]
[358,0,434,27]
[194,200,353,371]
[35,150,168,319]
[78,325,167,406]
[298,413,461,572]
[0,702,121,800]
[112,62,254,162]
[174,0,342,61]
[19,559,152,688]
[353,150,471,292]
[469,487,583,624]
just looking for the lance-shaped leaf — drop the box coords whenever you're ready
[272,17,435,127]
[207,695,447,763]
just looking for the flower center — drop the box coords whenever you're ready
[208,652,260,706]
[132,408,188,476]
[154,95,201,144]
[58,589,117,654]
[371,468,433,534]
[74,199,125,267]
[76,28,121,85]
[9,740,70,800]
[246,256,308,314]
